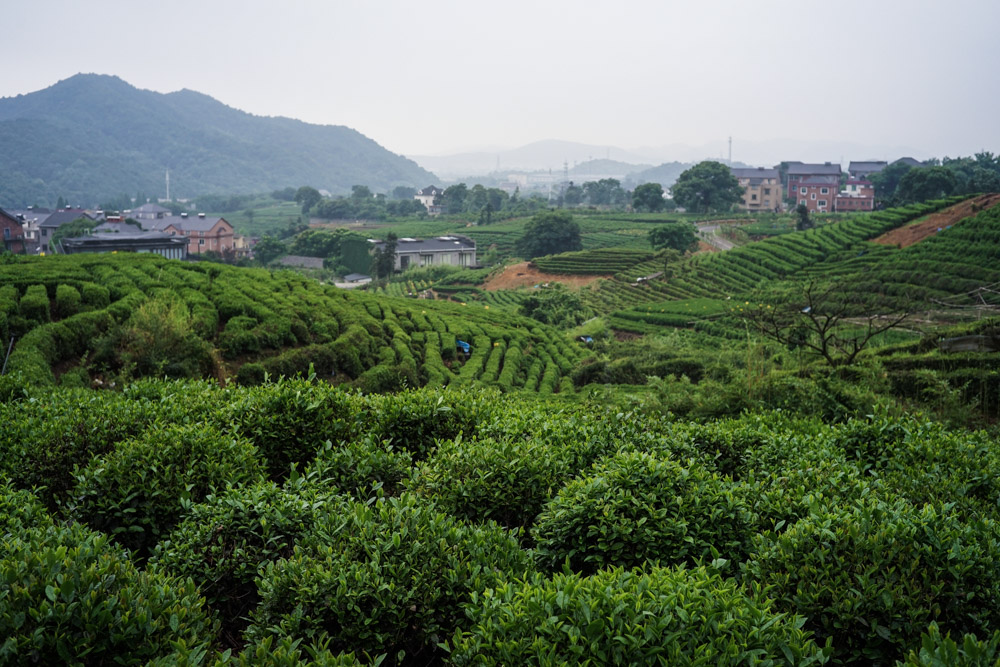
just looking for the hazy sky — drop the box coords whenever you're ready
[3,0,999,161]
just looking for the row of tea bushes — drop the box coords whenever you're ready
[4,379,1000,663]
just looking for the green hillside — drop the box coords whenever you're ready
[0,74,436,206]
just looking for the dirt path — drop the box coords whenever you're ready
[481,261,610,291]
[872,194,1000,248]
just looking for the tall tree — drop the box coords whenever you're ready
[372,232,398,280]
[869,162,913,203]
[632,182,666,212]
[294,186,322,214]
[648,222,698,253]
[253,236,286,265]
[896,166,957,204]
[391,185,416,200]
[443,184,468,214]
[514,211,582,259]
[670,161,742,213]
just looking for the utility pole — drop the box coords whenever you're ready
[728,136,732,165]
[166,170,170,201]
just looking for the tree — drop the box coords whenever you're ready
[253,236,286,265]
[514,211,582,259]
[51,217,98,251]
[670,161,742,213]
[519,285,592,328]
[563,183,584,208]
[391,185,416,200]
[442,184,468,214]
[896,166,957,204]
[648,222,698,253]
[583,179,627,207]
[372,232,398,280]
[743,281,910,367]
[632,183,666,212]
[795,204,811,231]
[351,185,373,202]
[294,186,322,214]
[869,162,913,203]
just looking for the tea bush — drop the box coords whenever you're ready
[0,522,217,665]
[54,284,81,319]
[219,380,359,480]
[449,565,828,665]
[151,481,347,645]
[211,636,371,666]
[302,436,414,498]
[745,498,1000,664]
[248,493,533,665]
[70,423,264,558]
[898,623,1000,666]
[407,434,575,531]
[531,451,752,573]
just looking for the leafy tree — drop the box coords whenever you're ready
[514,211,582,259]
[391,185,416,200]
[271,186,297,201]
[632,182,666,212]
[648,222,698,253]
[372,232,398,280]
[51,217,98,250]
[583,178,627,207]
[288,228,348,258]
[294,186,322,214]
[795,203,811,231]
[870,162,913,203]
[253,235,286,265]
[896,166,957,204]
[350,185,373,202]
[563,183,584,207]
[670,161,742,213]
[442,184,468,214]
[743,281,909,366]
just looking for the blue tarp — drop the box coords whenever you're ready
[456,340,471,354]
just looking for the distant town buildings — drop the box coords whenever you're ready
[140,213,234,256]
[730,167,782,212]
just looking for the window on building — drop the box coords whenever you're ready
[3,228,9,240]
[811,193,816,200]
[818,200,827,207]
[199,239,205,246]
[764,188,771,195]
[800,199,807,205]
[820,187,829,194]
[751,194,758,201]
[800,187,807,194]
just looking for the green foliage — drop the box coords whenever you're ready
[247,493,534,664]
[0,522,217,665]
[649,221,699,253]
[254,235,286,265]
[745,498,1000,664]
[671,160,743,213]
[212,636,371,666]
[151,481,343,644]
[19,284,50,324]
[219,379,358,480]
[515,210,582,259]
[303,436,414,499]
[531,451,751,573]
[53,283,81,319]
[899,623,1000,666]
[519,284,593,328]
[70,423,263,558]
[114,292,216,378]
[450,565,828,665]
[632,181,667,212]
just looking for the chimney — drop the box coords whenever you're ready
[180,212,188,218]
[198,213,206,218]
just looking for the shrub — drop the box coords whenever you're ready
[531,451,752,574]
[219,380,358,480]
[360,387,492,460]
[18,284,50,324]
[80,281,110,308]
[247,494,534,664]
[0,522,217,665]
[450,565,828,665]
[235,362,266,386]
[899,623,1000,666]
[54,284,82,319]
[70,423,264,558]
[303,436,413,499]
[745,498,1000,664]
[0,371,30,404]
[151,481,345,646]
[407,434,574,531]
[211,636,370,666]
[0,482,54,536]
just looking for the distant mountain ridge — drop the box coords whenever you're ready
[0,74,436,206]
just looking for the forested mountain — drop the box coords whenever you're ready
[0,74,436,207]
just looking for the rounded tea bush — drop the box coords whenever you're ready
[0,522,217,665]
[151,481,348,646]
[247,493,534,664]
[531,450,752,573]
[898,623,1000,666]
[210,636,372,666]
[449,565,827,665]
[745,498,1000,664]
[70,423,264,558]
[303,436,414,499]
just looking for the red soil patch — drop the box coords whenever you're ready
[872,194,1000,248]
[481,261,610,291]
[697,240,720,253]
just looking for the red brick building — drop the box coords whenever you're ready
[144,213,234,256]
[0,207,26,254]
[835,180,875,212]
[787,162,842,213]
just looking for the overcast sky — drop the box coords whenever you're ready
[3,0,998,163]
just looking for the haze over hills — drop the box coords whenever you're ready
[411,138,932,181]
[0,74,437,207]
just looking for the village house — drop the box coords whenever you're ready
[835,180,876,212]
[730,167,782,212]
[848,161,887,181]
[129,203,172,221]
[142,213,234,256]
[61,231,188,259]
[370,235,476,272]
[414,186,444,215]
[0,207,26,254]
[787,163,842,213]
[38,209,95,251]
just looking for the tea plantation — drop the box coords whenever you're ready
[4,196,1000,664]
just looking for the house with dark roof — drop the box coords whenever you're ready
[369,235,476,271]
[130,203,172,220]
[38,210,95,251]
[730,167,782,211]
[848,161,887,180]
[61,231,188,259]
[141,213,234,256]
[835,180,875,212]
[787,163,842,213]
[414,186,444,215]
[893,157,926,169]
[0,208,26,254]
